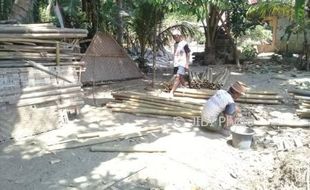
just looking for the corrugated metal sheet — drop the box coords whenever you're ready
[81,32,142,83]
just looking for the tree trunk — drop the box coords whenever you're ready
[205,3,219,65]
[116,0,123,47]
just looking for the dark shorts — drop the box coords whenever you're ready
[173,66,186,76]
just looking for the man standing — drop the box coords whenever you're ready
[169,29,191,97]
[200,81,247,135]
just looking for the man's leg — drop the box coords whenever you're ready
[170,74,181,95]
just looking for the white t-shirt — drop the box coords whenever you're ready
[173,40,188,67]
[201,90,235,123]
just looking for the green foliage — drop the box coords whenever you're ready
[241,44,258,59]
[247,1,294,19]
[129,0,165,61]
[295,0,306,24]
[0,0,13,20]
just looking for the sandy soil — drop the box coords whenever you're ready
[0,61,310,190]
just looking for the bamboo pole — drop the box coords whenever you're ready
[15,92,83,107]
[56,42,60,65]
[0,38,68,44]
[0,44,73,52]
[27,61,73,83]
[174,91,282,101]
[90,146,166,153]
[0,83,81,96]
[209,68,213,82]
[253,120,310,128]
[0,27,88,34]
[48,127,162,150]
[112,107,200,119]
[288,89,310,97]
[295,95,310,101]
[108,101,201,115]
[121,97,202,111]
[112,92,202,109]
[0,33,87,39]
[0,51,82,60]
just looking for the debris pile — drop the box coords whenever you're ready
[0,23,87,139]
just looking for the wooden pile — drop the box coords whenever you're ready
[189,68,230,90]
[0,23,88,139]
[174,88,283,104]
[289,89,310,119]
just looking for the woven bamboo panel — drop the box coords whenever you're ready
[81,32,142,83]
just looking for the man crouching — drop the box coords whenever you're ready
[200,81,247,136]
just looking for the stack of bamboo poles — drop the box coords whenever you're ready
[289,89,310,118]
[109,91,202,119]
[0,23,87,67]
[0,23,88,109]
[107,89,282,119]
[189,68,230,90]
[174,88,283,104]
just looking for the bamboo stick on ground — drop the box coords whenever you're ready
[253,120,310,128]
[48,127,162,150]
[90,146,166,153]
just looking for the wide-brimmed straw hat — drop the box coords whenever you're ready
[231,81,247,95]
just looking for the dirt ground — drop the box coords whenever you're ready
[1,59,310,190]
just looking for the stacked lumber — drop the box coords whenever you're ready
[288,89,310,118]
[109,91,202,119]
[0,23,88,139]
[189,68,230,90]
[174,88,283,104]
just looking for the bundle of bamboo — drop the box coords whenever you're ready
[189,68,230,90]
[109,91,202,119]
[174,88,283,104]
[288,89,310,118]
[107,89,282,120]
